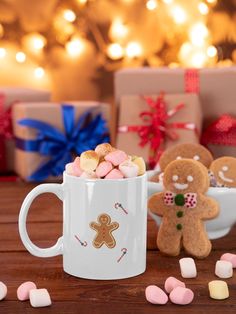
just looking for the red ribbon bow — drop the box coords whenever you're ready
[0,94,13,172]
[119,93,197,169]
[201,114,236,147]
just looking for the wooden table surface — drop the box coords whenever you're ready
[0,182,235,313]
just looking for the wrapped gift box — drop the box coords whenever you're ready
[117,93,202,166]
[115,67,236,126]
[201,114,236,158]
[0,87,50,172]
[0,87,51,108]
[12,101,111,181]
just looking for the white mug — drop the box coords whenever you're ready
[19,172,147,280]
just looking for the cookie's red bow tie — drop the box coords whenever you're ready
[164,192,197,208]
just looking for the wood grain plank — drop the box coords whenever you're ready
[0,251,235,287]
[0,183,236,313]
[0,251,235,313]
[0,221,235,252]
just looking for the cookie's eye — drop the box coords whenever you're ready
[222,166,228,172]
[176,156,182,160]
[172,175,178,181]
[193,155,200,161]
[187,175,194,182]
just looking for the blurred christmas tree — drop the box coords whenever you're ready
[0,0,235,99]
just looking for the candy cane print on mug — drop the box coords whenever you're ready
[18,172,147,280]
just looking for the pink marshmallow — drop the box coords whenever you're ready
[105,150,128,166]
[221,253,236,268]
[72,157,83,176]
[17,281,37,301]
[145,285,168,305]
[169,286,194,305]
[96,161,113,178]
[164,276,186,294]
[105,169,124,179]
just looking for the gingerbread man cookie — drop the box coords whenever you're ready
[210,157,236,188]
[90,214,119,248]
[148,159,219,258]
[159,143,213,171]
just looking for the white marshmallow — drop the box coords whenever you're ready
[215,260,233,279]
[29,289,52,308]
[132,156,146,176]
[80,171,97,179]
[179,257,197,278]
[65,162,74,175]
[119,160,139,178]
[0,282,7,300]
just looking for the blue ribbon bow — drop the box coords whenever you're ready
[16,104,110,181]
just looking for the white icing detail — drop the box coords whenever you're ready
[222,166,228,172]
[218,171,233,183]
[187,175,193,182]
[193,155,200,161]
[176,156,182,160]
[172,175,179,181]
[174,183,189,190]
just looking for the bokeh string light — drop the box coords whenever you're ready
[0,0,229,82]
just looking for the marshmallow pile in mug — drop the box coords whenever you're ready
[149,143,236,188]
[65,143,146,179]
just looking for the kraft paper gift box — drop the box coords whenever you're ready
[0,87,50,172]
[114,67,236,126]
[201,114,236,158]
[117,93,202,167]
[12,101,111,181]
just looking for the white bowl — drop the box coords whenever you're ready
[147,170,236,239]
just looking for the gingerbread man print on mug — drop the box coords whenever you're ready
[90,214,119,249]
[148,159,219,259]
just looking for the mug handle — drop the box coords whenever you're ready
[19,183,64,258]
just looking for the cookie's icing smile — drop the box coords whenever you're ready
[218,171,234,183]
[173,183,189,190]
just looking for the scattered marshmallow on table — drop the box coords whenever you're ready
[119,160,139,178]
[96,161,113,178]
[145,285,168,305]
[105,149,128,166]
[0,282,7,301]
[169,286,194,305]
[164,276,186,294]
[179,258,197,278]
[215,260,233,279]
[220,253,236,268]
[208,280,229,300]
[29,288,52,308]
[105,169,124,179]
[17,281,37,301]
[80,150,99,172]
